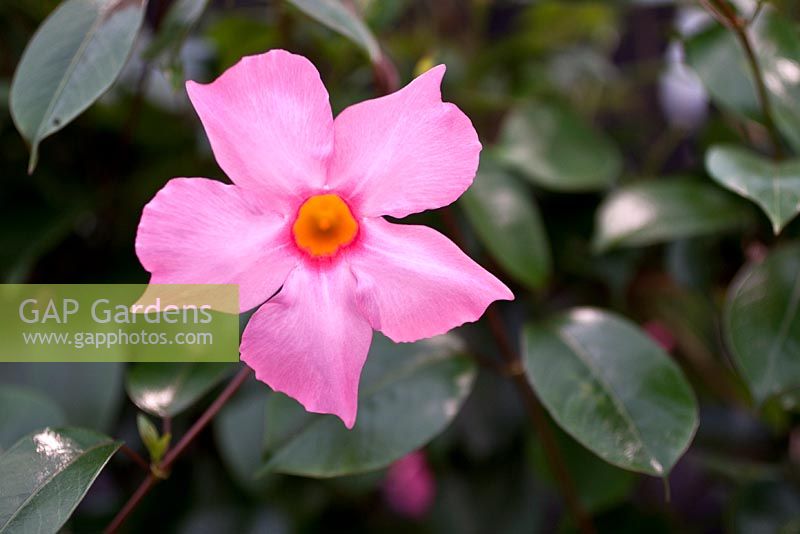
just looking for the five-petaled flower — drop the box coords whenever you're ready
[136,50,513,428]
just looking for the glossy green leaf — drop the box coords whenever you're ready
[0,428,121,533]
[522,308,698,476]
[0,386,65,452]
[10,0,147,172]
[126,363,235,418]
[706,145,800,234]
[593,177,749,251]
[0,363,124,431]
[287,0,381,62]
[258,334,476,478]
[684,6,800,151]
[724,243,800,403]
[460,157,552,290]
[497,102,621,192]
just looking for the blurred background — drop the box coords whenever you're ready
[2,0,800,532]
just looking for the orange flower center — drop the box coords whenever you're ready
[292,194,358,257]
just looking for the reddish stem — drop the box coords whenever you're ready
[118,445,150,472]
[104,366,252,533]
[441,207,594,534]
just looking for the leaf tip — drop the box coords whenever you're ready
[27,144,39,175]
[661,476,672,503]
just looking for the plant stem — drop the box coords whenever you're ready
[705,0,784,159]
[160,366,251,470]
[748,0,766,25]
[484,307,596,534]
[440,206,594,534]
[104,366,252,533]
[104,474,158,534]
[119,444,150,472]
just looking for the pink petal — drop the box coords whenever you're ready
[327,65,481,218]
[349,218,513,342]
[135,178,298,312]
[186,50,334,213]
[240,262,372,428]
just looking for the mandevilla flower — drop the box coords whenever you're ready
[135,50,513,427]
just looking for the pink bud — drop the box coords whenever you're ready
[644,320,677,353]
[382,451,436,519]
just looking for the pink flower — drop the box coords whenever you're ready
[135,50,513,428]
[383,451,436,519]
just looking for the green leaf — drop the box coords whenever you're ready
[684,23,760,120]
[126,363,235,418]
[497,102,621,192]
[0,386,65,453]
[136,413,170,464]
[684,6,800,151]
[460,157,552,290]
[755,10,800,153]
[724,243,800,403]
[258,334,476,478]
[0,363,124,432]
[0,428,121,533]
[522,308,698,476]
[593,177,749,251]
[706,145,800,234]
[10,0,147,172]
[287,0,381,62]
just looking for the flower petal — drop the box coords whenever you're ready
[240,262,372,428]
[349,218,513,342]
[327,65,481,218]
[135,178,297,312]
[186,50,334,213]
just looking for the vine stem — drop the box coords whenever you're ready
[703,0,784,159]
[485,307,596,534]
[440,207,595,534]
[104,366,252,533]
[118,445,150,472]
